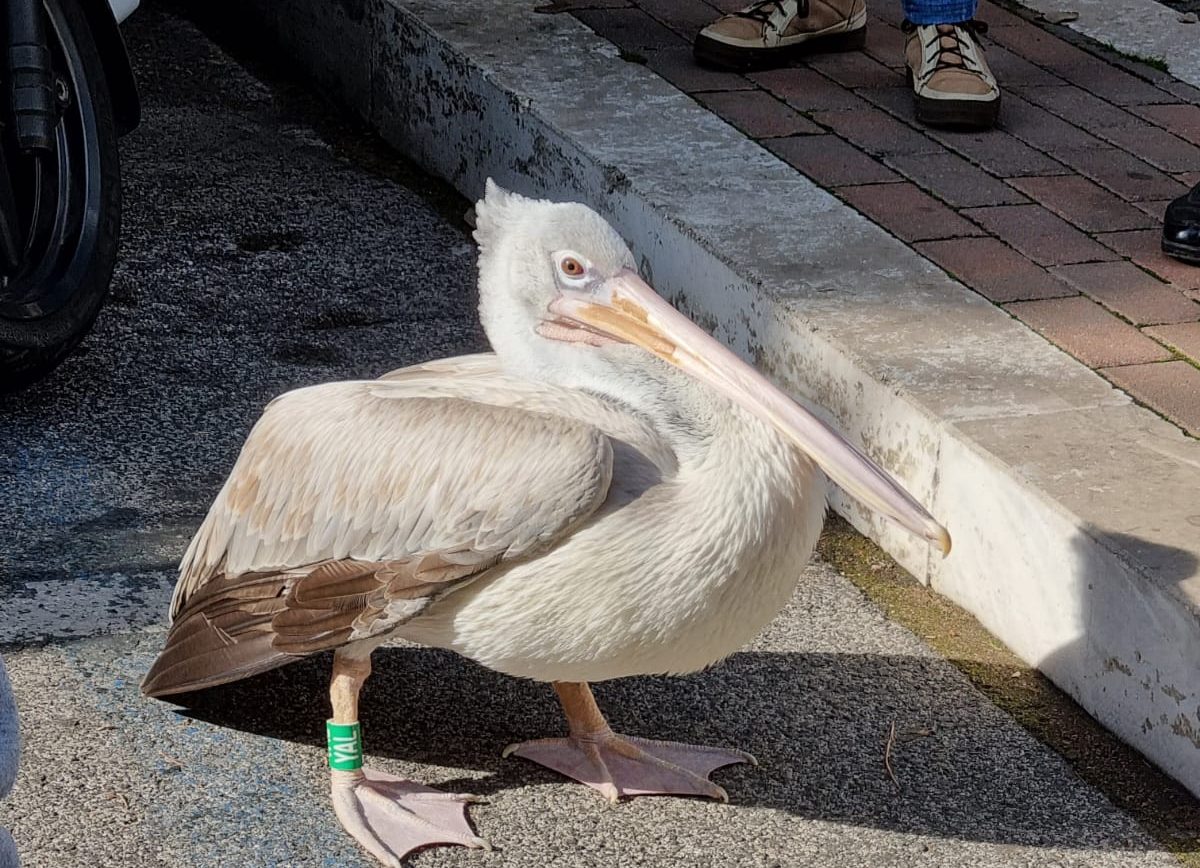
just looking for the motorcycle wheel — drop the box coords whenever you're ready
[0,0,122,393]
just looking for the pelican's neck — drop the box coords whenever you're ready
[491,340,802,477]
[591,356,797,475]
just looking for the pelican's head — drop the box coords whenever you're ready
[473,180,950,555]
[474,180,636,376]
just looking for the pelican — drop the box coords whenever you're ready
[143,181,949,866]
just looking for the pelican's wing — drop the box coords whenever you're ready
[142,372,613,697]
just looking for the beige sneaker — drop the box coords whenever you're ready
[694,0,867,71]
[903,20,999,129]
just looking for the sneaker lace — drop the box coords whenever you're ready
[903,19,989,81]
[734,0,807,30]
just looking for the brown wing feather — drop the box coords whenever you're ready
[142,555,490,698]
[142,572,296,697]
[147,365,623,698]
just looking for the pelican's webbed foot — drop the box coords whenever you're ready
[331,767,489,866]
[503,730,754,803]
[326,652,488,865]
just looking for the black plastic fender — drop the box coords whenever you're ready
[72,0,139,134]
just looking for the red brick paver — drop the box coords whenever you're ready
[807,52,902,89]
[1096,230,1200,291]
[984,44,1063,87]
[1133,104,1200,146]
[862,17,907,70]
[1160,79,1200,104]
[1049,262,1200,325]
[646,47,756,93]
[1053,148,1188,202]
[914,237,1077,303]
[1050,58,1173,107]
[1007,175,1156,233]
[987,20,1106,75]
[840,183,984,242]
[696,91,821,138]
[1092,125,1200,174]
[1000,93,1107,154]
[572,0,1200,438]
[573,8,682,51]
[1006,297,1174,367]
[765,135,900,187]
[750,68,866,111]
[976,0,1028,26]
[1145,322,1200,363]
[1132,199,1177,219]
[1099,362,1200,437]
[1012,85,1144,131]
[928,129,1068,178]
[637,0,722,38]
[962,204,1118,266]
[812,109,941,157]
[855,86,920,124]
[886,152,1028,208]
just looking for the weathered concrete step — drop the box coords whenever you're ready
[1009,0,1200,89]
[240,0,1200,797]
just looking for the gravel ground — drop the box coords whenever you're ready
[0,557,1180,868]
[0,3,482,645]
[0,6,1180,868]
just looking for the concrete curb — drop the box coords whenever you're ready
[1009,0,1200,88]
[242,0,1200,796]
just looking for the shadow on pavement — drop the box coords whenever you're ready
[167,644,1160,853]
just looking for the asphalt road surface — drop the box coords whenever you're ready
[0,6,1180,868]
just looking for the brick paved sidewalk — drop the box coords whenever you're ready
[557,0,1200,436]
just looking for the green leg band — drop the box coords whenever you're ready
[327,720,363,771]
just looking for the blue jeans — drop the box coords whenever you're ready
[902,0,977,24]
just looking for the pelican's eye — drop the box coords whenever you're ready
[554,251,591,287]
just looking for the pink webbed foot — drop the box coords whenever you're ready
[502,730,756,803]
[330,767,489,866]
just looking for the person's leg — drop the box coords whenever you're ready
[694,0,868,72]
[902,0,1000,129]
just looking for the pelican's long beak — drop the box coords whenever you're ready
[551,268,951,554]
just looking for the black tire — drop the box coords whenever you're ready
[0,0,122,393]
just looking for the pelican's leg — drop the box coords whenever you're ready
[327,650,489,866]
[502,681,755,803]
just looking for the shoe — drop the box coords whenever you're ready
[1163,182,1200,264]
[694,0,867,71]
[903,20,999,129]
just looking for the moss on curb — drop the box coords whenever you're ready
[817,515,1200,865]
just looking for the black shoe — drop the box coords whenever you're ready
[1163,182,1200,265]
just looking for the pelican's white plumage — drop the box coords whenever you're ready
[395,360,824,683]
[144,181,947,866]
[161,346,822,686]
